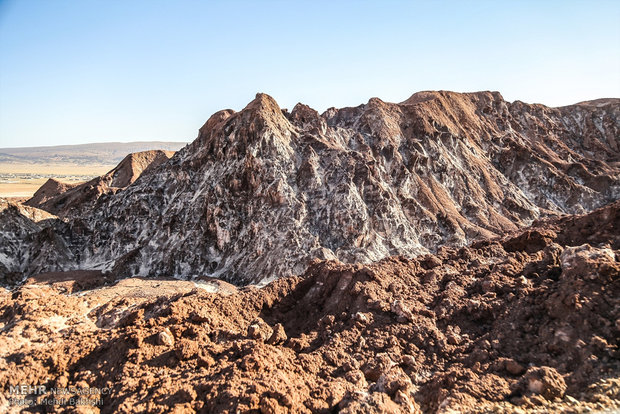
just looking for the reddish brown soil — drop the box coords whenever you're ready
[0,202,618,413]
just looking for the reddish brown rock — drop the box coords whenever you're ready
[521,366,567,400]
[157,328,175,347]
[267,323,287,345]
[505,359,526,376]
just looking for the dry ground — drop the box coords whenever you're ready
[0,202,617,413]
[0,163,114,198]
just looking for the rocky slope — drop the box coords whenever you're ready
[0,202,617,413]
[4,91,620,285]
[0,150,175,284]
[0,199,66,285]
[25,150,174,217]
[25,179,78,208]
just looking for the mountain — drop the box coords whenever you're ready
[25,150,174,217]
[1,91,619,285]
[0,151,174,283]
[0,141,186,165]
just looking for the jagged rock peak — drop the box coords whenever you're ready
[25,149,175,217]
[196,93,286,144]
[247,92,283,114]
[290,102,320,122]
[191,92,294,163]
[198,109,236,136]
[289,102,326,133]
[7,90,619,285]
[239,92,291,132]
[107,149,175,188]
[401,90,505,105]
[367,96,389,106]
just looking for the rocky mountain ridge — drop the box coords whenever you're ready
[25,150,174,217]
[1,90,618,285]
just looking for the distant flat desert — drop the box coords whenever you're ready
[0,141,186,199]
[0,163,114,198]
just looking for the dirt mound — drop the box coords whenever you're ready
[0,202,617,413]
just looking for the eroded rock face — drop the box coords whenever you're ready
[0,202,617,413]
[0,151,176,285]
[0,199,68,284]
[7,91,620,284]
[24,149,175,218]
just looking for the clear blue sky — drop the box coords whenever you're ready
[1,0,619,148]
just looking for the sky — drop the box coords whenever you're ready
[0,0,619,148]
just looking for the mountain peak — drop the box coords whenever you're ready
[242,93,284,120]
[106,150,174,188]
[401,90,504,106]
